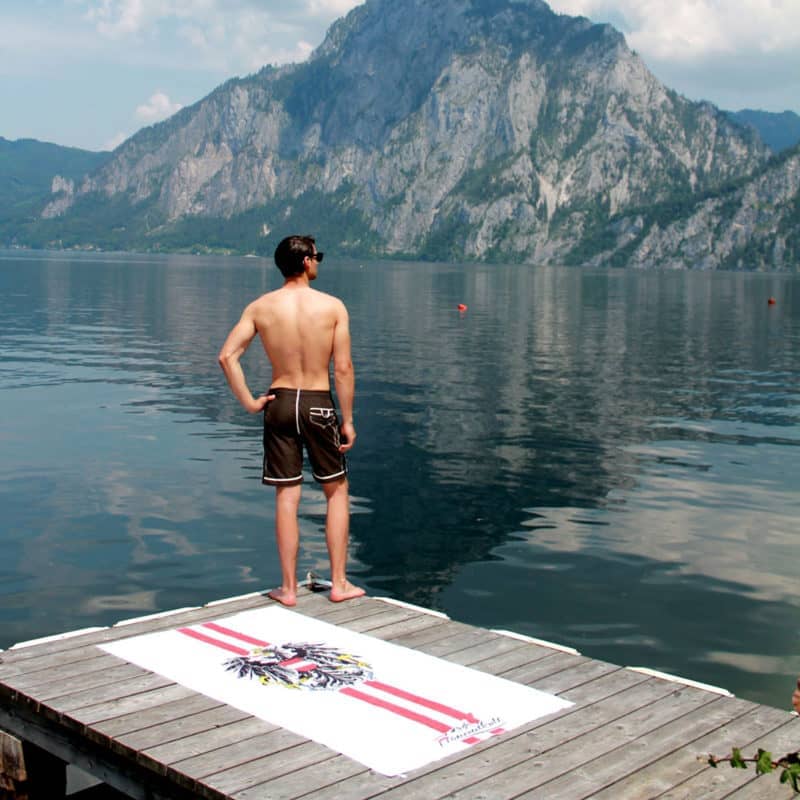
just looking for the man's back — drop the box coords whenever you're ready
[251,285,347,390]
[217,233,363,606]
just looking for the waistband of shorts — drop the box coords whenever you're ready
[268,387,333,399]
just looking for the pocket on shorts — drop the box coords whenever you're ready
[309,407,337,428]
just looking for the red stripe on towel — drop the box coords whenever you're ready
[340,687,452,733]
[178,627,249,655]
[365,680,478,722]
[202,622,270,647]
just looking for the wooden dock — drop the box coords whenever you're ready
[1,588,798,799]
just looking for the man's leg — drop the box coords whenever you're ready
[323,478,365,602]
[268,483,302,607]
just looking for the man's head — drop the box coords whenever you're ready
[274,235,324,279]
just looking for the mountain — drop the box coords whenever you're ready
[579,142,800,270]
[0,138,110,237]
[727,109,800,154]
[11,0,780,267]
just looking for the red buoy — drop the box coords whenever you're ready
[768,297,777,305]
[457,303,468,312]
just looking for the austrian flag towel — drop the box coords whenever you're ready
[100,606,572,776]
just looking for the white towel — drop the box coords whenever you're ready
[101,606,572,776]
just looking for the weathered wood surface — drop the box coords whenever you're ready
[1,588,798,799]
[0,730,26,798]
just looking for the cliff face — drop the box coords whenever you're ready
[587,146,800,270]
[40,0,787,268]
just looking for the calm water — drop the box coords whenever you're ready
[1,250,798,709]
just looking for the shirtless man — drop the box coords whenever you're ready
[218,235,364,606]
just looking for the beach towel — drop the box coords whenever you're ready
[101,606,572,776]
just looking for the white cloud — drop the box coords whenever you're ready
[79,0,365,75]
[547,0,800,62]
[102,131,129,151]
[297,40,315,60]
[546,0,800,111]
[135,91,183,123]
[5,0,796,151]
[305,0,362,14]
[85,0,146,38]
[85,0,216,38]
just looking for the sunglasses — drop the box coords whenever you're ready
[308,252,324,262]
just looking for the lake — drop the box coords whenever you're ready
[0,249,798,710]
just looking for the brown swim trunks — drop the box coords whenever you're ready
[262,388,347,486]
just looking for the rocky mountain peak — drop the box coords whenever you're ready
[33,0,783,268]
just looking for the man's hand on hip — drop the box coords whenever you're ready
[247,393,276,414]
[339,420,356,452]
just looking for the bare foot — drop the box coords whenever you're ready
[329,580,365,603]
[268,587,297,607]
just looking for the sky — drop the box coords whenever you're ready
[2,0,799,152]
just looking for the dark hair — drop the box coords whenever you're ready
[274,235,316,277]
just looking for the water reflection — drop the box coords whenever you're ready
[0,251,798,708]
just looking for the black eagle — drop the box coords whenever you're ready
[224,641,373,690]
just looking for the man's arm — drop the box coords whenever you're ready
[332,302,356,452]
[218,306,272,414]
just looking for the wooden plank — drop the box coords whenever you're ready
[336,606,435,634]
[17,662,148,703]
[0,648,117,686]
[657,714,800,800]
[0,730,27,796]
[0,649,122,683]
[410,625,502,658]
[0,703,210,800]
[728,777,798,800]
[590,702,790,800]
[702,716,800,800]
[415,691,719,800]
[148,717,281,770]
[507,696,753,799]
[451,688,725,800]
[202,741,338,796]
[442,634,544,667]
[407,627,506,660]
[0,593,276,668]
[403,685,722,800]
[353,612,449,640]
[231,753,366,800]
[306,597,399,625]
[467,642,557,675]
[391,624,550,671]
[556,667,650,705]
[531,658,622,694]
[67,683,198,728]
[499,651,588,684]
[94,694,230,741]
[297,675,684,800]
[43,671,176,714]
[386,620,472,650]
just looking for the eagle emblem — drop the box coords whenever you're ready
[224,641,373,690]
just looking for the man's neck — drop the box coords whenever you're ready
[283,273,310,289]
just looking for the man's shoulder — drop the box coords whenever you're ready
[247,288,284,308]
[309,288,347,311]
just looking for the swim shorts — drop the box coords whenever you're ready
[262,388,347,486]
